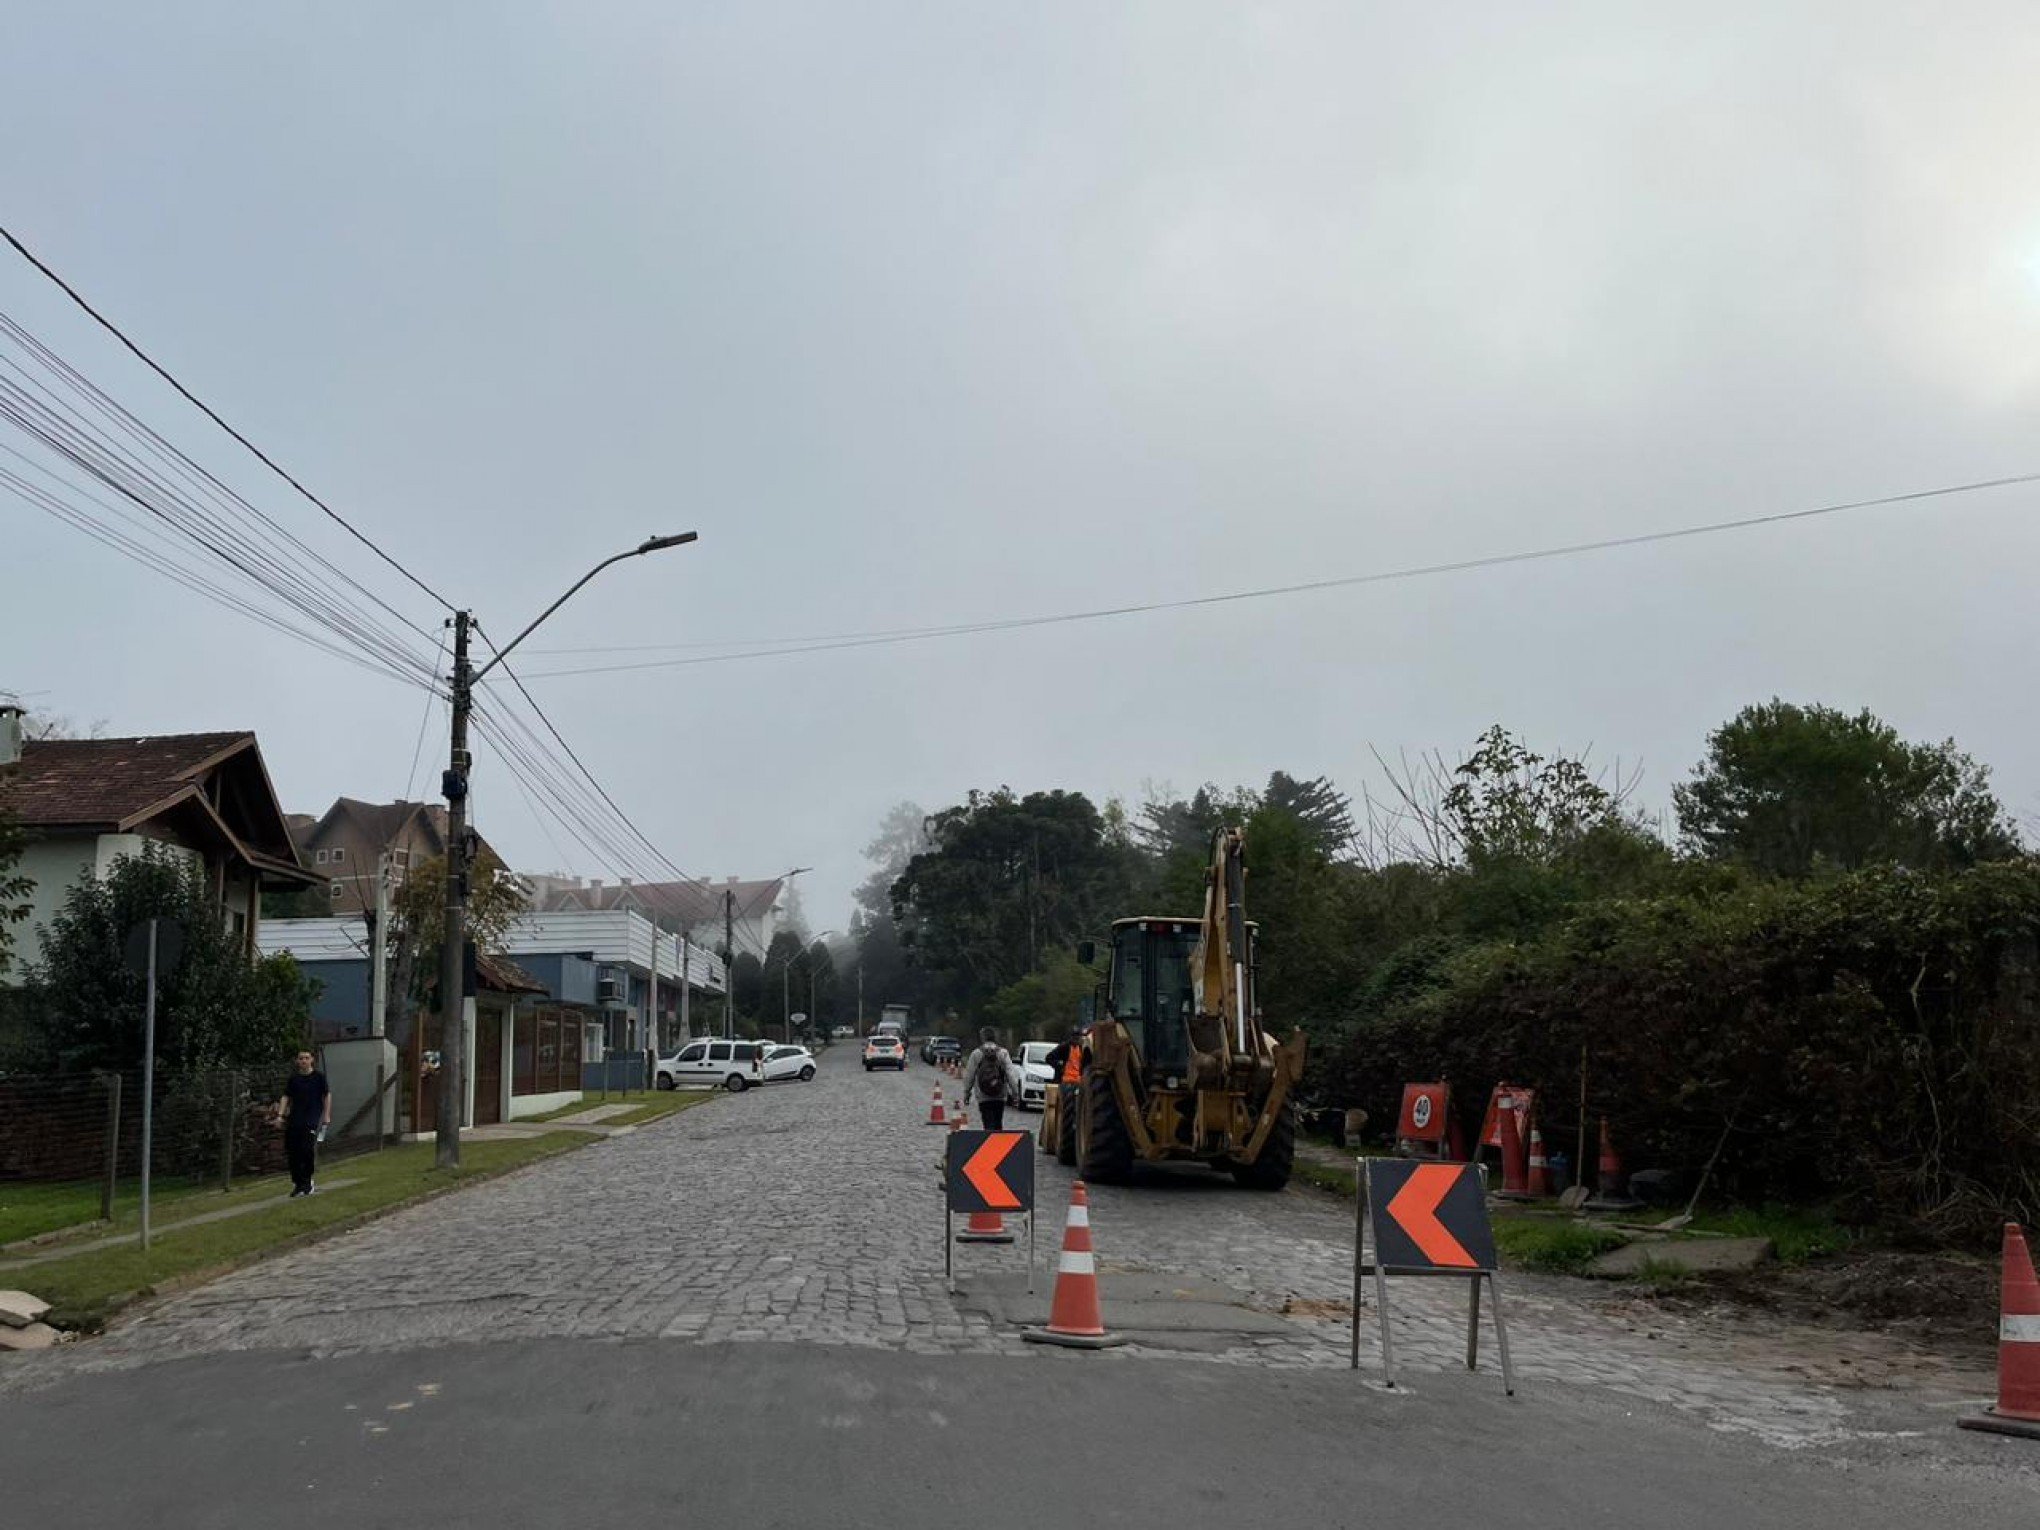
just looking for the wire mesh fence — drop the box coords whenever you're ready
[0,1062,391,1215]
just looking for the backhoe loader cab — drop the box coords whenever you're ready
[1104,918,1245,1085]
[1061,829,1306,1189]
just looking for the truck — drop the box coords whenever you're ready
[1050,827,1304,1189]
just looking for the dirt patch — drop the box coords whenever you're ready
[1278,1295,1353,1320]
[1643,1246,1999,1357]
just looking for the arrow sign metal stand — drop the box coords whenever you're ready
[942,1130,1035,1296]
[1350,1156,1516,1396]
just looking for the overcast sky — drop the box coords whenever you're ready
[6,4,2040,932]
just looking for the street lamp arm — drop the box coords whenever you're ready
[473,531,697,682]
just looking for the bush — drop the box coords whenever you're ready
[1323,862,2040,1242]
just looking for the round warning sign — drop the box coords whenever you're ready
[1396,1082,1451,1144]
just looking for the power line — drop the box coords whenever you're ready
[1,223,454,613]
[517,471,2040,679]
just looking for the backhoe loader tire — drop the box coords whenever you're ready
[1056,1086,1078,1166]
[1079,1074,1133,1184]
[1231,1100,1296,1190]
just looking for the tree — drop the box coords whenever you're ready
[0,807,31,979]
[982,954,1097,1041]
[382,850,529,1045]
[892,788,1138,1011]
[853,801,929,922]
[1263,771,1356,859]
[22,847,317,1072]
[1673,700,2021,878]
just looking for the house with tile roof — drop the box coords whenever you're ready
[0,704,318,974]
[522,872,787,960]
[286,797,507,916]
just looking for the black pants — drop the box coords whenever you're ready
[286,1129,318,1193]
[978,1099,1006,1132]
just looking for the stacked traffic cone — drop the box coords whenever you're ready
[956,1206,1015,1245]
[951,1102,968,1132]
[1586,1117,1643,1210]
[926,1086,948,1126]
[1960,1223,2040,1439]
[1023,1181,1126,1349]
[1496,1105,1532,1200]
[1526,1124,1556,1197]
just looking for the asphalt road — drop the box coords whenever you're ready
[5,1340,2032,1529]
[2,1043,2034,1526]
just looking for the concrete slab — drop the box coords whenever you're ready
[1590,1236,1775,1278]
[0,1290,50,1328]
[954,1271,1297,1337]
[551,1104,636,1124]
[0,1321,59,1351]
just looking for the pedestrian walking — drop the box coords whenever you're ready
[960,1027,1019,1132]
[276,1047,331,1197]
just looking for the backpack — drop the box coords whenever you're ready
[974,1046,1007,1099]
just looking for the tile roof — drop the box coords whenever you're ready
[0,732,253,829]
[536,877,782,927]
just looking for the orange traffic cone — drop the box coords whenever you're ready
[1960,1223,2040,1439]
[951,1102,968,1132]
[956,1207,1015,1245]
[1526,1124,1555,1197]
[926,1086,948,1127]
[1496,1105,1531,1200]
[1023,1181,1126,1349]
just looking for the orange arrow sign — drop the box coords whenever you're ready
[962,1132,1023,1210]
[1384,1162,1476,1268]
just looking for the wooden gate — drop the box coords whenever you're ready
[474,1009,503,1125]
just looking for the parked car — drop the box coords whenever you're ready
[657,1038,766,1091]
[763,1044,817,1083]
[922,1035,963,1066]
[1014,1041,1056,1110]
[830,1025,855,1039]
[862,1033,907,1071]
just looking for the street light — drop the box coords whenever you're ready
[434,531,698,1169]
[783,929,836,1042]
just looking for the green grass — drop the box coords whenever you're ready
[10,1134,586,1331]
[1680,1204,1851,1264]
[1492,1215,1628,1274]
[0,1176,228,1248]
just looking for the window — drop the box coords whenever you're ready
[708,1042,731,1062]
[678,1043,707,1063]
[330,847,346,864]
[391,848,411,868]
[329,880,344,898]
[315,849,329,864]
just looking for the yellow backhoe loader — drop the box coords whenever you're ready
[1051,827,1306,1188]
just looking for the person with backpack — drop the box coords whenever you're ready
[960,1027,1020,1131]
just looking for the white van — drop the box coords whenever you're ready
[657,1038,766,1092]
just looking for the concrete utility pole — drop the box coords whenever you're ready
[723,888,735,1039]
[370,850,390,1039]
[679,930,691,1041]
[434,609,473,1171]
[435,532,697,1170]
[646,923,659,1056]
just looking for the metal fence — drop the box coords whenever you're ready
[0,1065,391,1207]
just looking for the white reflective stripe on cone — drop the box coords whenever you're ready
[2004,1314,2040,1342]
[1065,1206,1089,1228]
[1058,1249,1096,1276]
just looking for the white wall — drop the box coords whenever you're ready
[7,835,202,974]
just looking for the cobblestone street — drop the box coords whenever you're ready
[9,1048,2002,1455]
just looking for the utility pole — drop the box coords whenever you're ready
[370,850,390,1039]
[723,887,735,1039]
[435,610,473,1171]
[782,958,791,1043]
[434,532,697,1171]
[679,930,691,1041]
[857,961,864,1030]
[646,922,659,1057]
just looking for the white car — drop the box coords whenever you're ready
[657,1038,766,1092]
[1014,1042,1056,1111]
[762,1044,817,1083]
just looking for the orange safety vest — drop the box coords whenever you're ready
[1061,1046,1083,1085]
